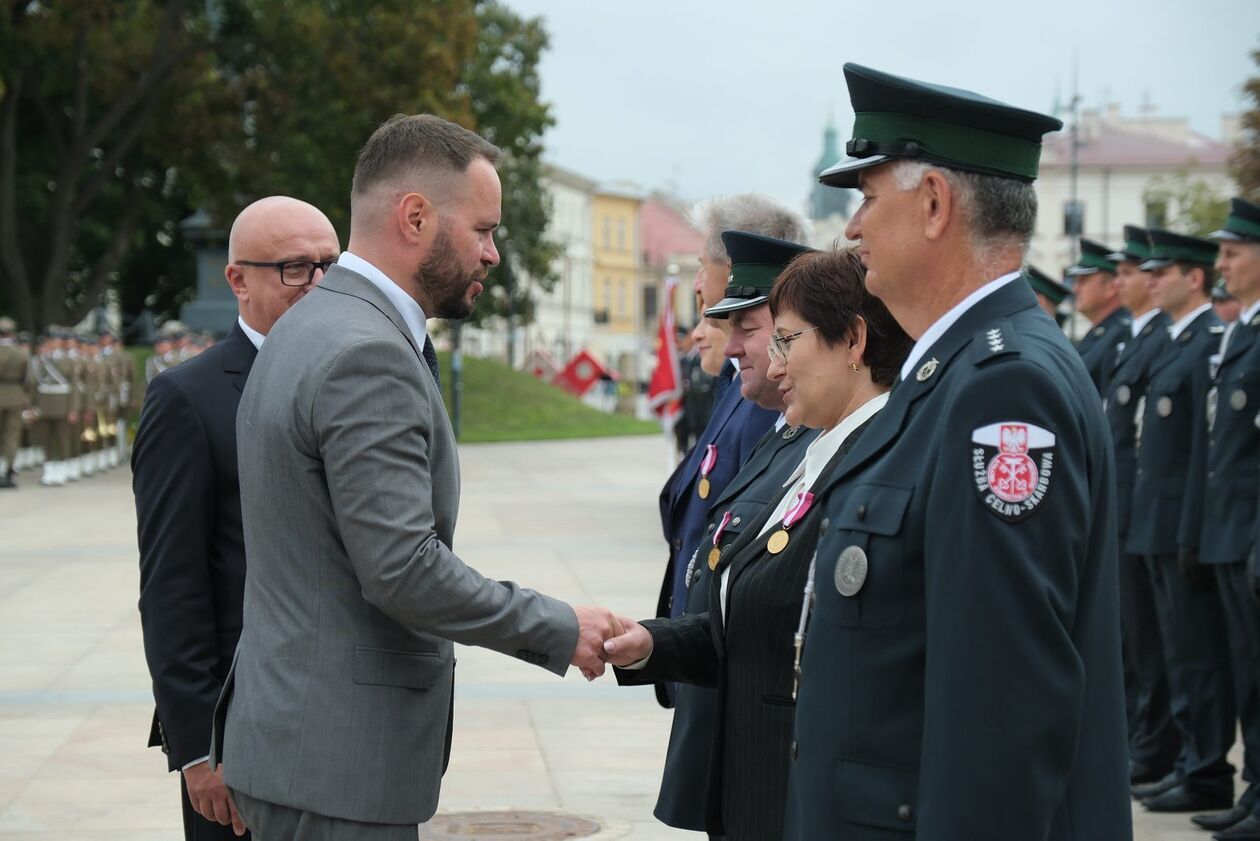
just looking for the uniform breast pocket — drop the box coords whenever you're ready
[814,483,913,630]
[1147,373,1187,422]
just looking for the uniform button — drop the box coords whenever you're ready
[707,523,715,533]
[820,518,829,531]
[690,569,701,584]
[1209,470,1215,479]
[732,516,741,525]
[790,740,797,760]
[856,505,867,521]
[897,804,913,822]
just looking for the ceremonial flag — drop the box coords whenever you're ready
[647,272,682,430]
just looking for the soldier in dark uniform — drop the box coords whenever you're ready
[1104,225,1180,787]
[648,230,812,839]
[785,64,1131,840]
[1128,229,1236,815]
[1186,198,1260,841]
[676,325,716,457]
[0,316,31,488]
[1068,238,1129,394]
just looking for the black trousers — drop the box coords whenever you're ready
[1217,561,1260,815]
[181,772,252,841]
[1118,550,1180,775]
[1145,553,1236,795]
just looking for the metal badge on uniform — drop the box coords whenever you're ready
[708,510,733,571]
[834,546,868,596]
[971,421,1056,522]
[1116,384,1131,406]
[767,491,813,555]
[1156,396,1173,418]
[767,531,790,554]
[782,426,799,440]
[1232,389,1248,411]
[1092,326,1105,337]
[916,358,939,382]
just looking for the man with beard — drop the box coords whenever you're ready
[211,114,621,840]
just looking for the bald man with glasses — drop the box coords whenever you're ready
[133,196,339,839]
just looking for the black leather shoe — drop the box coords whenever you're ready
[1143,784,1233,813]
[1133,772,1182,801]
[1195,806,1252,831]
[1214,814,1260,841]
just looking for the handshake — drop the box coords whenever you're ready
[570,606,655,679]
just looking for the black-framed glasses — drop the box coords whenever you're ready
[236,258,338,287]
[768,326,821,365]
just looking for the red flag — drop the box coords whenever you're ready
[647,273,681,428]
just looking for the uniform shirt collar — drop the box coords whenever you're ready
[1167,302,1213,341]
[899,270,1023,382]
[1130,308,1160,337]
[773,413,788,432]
[338,250,429,347]
[1241,299,1260,327]
[237,315,265,350]
[774,392,890,497]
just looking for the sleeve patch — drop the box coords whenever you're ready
[971,421,1056,521]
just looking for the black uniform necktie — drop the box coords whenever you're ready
[422,335,441,389]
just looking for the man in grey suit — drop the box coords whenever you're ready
[211,114,620,839]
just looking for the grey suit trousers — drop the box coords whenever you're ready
[232,790,418,841]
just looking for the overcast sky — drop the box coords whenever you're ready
[502,0,1258,214]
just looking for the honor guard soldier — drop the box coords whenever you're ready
[146,336,173,384]
[1185,198,1260,841]
[1025,264,1071,325]
[0,316,31,488]
[1128,229,1236,815]
[1104,225,1180,786]
[1068,238,1129,394]
[786,63,1131,840]
[637,231,818,837]
[31,331,74,486]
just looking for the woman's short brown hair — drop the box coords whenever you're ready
[768,247,912,387]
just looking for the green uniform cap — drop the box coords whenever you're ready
[1106,225,1151,263]
[705,231,816,318]
[819,63,1063,188]
[1210,197,1260,243]
[1139,229,1219,271]
[1025,265,1070,304]
[1065,238,1118,277]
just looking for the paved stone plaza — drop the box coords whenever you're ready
[0,435,1238,839]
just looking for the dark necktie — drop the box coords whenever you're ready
[422,335,441,389]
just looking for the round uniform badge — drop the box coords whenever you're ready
[1157,396,1173,418]
[1232,389,1248,411]
[1116,385,1131,406]
[834,546,868,597]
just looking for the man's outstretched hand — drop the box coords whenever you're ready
[602,616,653,667]
[571,606,624,679]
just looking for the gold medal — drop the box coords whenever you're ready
[698,477,711,499]
[767,529,790,554]
[708,546,721,570]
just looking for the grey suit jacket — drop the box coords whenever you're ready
[211,266,579,825]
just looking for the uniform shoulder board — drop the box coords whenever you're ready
[972,321,1021,367]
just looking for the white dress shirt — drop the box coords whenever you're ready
[1168,302,1213,341]
[1130,308,1160,339]
[899,270,1023,382]
[237,315,265,351]
[337,251,429,347]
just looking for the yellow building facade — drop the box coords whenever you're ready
[590,189,642,341]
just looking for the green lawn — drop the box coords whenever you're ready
[128,347,659,443]
[438,351,660,443]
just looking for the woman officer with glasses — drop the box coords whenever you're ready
[605,247,911,841]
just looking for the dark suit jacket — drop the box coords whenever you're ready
[133,322,256,770]
[1197,313,1260,564]
[655,368,777,666]
[638,422,818,830]
[1127,307,1223,558]
[787,280,1130,840]
[621,419,867,841]
[1075,307,1130,395]
[1103,311,1169,539]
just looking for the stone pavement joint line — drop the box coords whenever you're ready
[0,435,1215,839]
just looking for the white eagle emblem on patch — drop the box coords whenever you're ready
[971,421,1056,521]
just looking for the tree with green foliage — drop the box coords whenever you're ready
[1232,47,1260,199]
[1142,168,1230,237]
[1,0,558,336]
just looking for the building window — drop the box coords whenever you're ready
[1063,200,1085,236]
[603,278,612,308]
[617,219,627,251]
[617,281,627,318]
[642,285,658,325]
[1145,199,1168,229]
[602,217,611,248]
